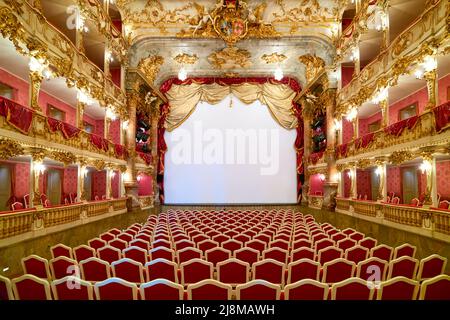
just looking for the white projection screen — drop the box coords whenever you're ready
[164,94,297,204]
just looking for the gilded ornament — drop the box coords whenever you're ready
[208,47,252,69]
[174,53,199,65]
[138,55,164,83]
[261,52,287,64]
[389,151,414,165]
[0,138,24,159]
[51,151,76,167]
[298,54,325,83]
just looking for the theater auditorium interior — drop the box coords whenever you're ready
[0,0,449,304]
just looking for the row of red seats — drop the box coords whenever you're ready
[2,274,449,300]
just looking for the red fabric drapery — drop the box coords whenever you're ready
[355,132,375,150]
[47,118,82,139]
[0,96,34,134]
[157,77,302,204]
[434,101,450,133]
[384,115,419,136]
[114,144,128,159]
[138,152,153,166]
[89,134,109,152]
[336,143,348,158]
[293,103,304,203]
[309,151,324,165]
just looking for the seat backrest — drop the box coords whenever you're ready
[287,258,320,284]
[262,247,288,264]
[21,255,50,280]
[187,279,232,300]
[49,256,78,280]
[12,274,52,300]
[216,258,250,285]
[205,247,232,266]
[370,244,393,261]
[50,244,73,260]
[79,257,111,282]
[345,245,369,265]
[97,246,122,264]
[112,258,145,283]
[140,279,184,300]
[322,258,356,284]
[417,254,447,281]
[0,275,14,300]
[73,245,96,262]
[393,243,417,259]
[145,258,178,283]
[51,276,93,300]
[149,247,174,261]
[180,258,213,285]
[317,247,343,265]
[419,275,450,300]
[236,280,281,300]
[94,278,138,300]
[177,247,202,264]
[376,276,419,300]
[331,277,374,300]
[284,279,328,300]
[252,259,285,285]
[356,257,388,282]
[387,256,419,280]
[234,247,260,266]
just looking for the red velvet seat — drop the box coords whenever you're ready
[50,244,73,259]
[419,275,450,300]
[88,238,107,250]
[112,258,145,283]
[314,238,335,253]
[236,280,281,300]
[331,277,374,300]
[417,254,447,281]
[79,257,111,282]
[358,237,378,250]
[145,258,178,283]
[21,255,50,280]
[222,239,242,253]
[123,246,148,265]
[177,247,202,264]
[376,276,419,300]
[94,278,138,300]
[97,246,122,264]
[0,275,14,300]
[73,245,96,262]
[317,247,343,265]
[287,258,320,284]
[356,257,388,282]
[387,256,419,280]
[49,256,78,280]
[370,244,393,261]
[175,239,195,251]
[140,279,184,300]
[149,247,175,261]
[331,232,347,243]
[180,259,213,286]
[269,239,289,251]
[345,245,369,265]
[108,238,128,251]
[187,279,232,300]
[205,247,231,267]
[197,239,219,254]
[322,258,356,284]
[51,276,93,300]
[12,275,52,300]
[252,259,285,285]
[284,279,328,300]
[246,239,267,253]
[100,232,115,242]
[393,243,417,259]
[217,258,250,286]
[235,247,260,266]
[337,238,357,251]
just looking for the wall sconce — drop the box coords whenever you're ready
[347,170,353,178]
[345,108,358,121]
[318,174,326,181]
[109,171,116,179]
[274,66,284,81]
[375,11,388,31]
[334,118,342,131]
[105,51,114,63]
[423,56,437,72]
[178,66,187,81]
[34,162,46,174]
[122,120,129,130]
[137,174,142,182]
[351,47,359,62]
[372,86,389,104]
[106,107,117,120]
[77,89,93,105]
[420,160,432,173]
[375,166,383,176]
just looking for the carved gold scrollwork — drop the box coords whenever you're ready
[138,55,164,84]
[208,47,252,69]
[389,151,415,165]
[298,54,325,83]
[51,151,76,166]
[0,138,24,159]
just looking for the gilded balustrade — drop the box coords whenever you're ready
[433,210,450,235]
[382,204,423,227]
[336,197,350,211]
[138,195,154,208]
[352,200,378,218]
[336,0,448,115]
[0,198,128,240]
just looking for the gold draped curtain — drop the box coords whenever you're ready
[164,82,298,131]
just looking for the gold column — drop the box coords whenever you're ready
[77,160,87,202]
[324,90,338,209]
[76,101,86,129]
[30,149,46,207]
[352,116,359,140]
[376,159,387,202]
[301,112,312,204]
[29,71,43,112]
[104,43,111,79]
[425,69,438,110]
[350,164,357,199]
[104,117,111,140]
[106,167,112,199]
[422,154,437,207]
[379,98,389,127]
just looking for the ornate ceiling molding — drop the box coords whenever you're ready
[138,54,165,83]
[261,52,287,64]
[174,53,199,65]
[208,46,252,69]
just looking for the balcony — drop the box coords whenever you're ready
[0,97,128,162]
[0,198,128,246]
[335,198,450,243]
[335,102,450,160]
[336,0,448,115]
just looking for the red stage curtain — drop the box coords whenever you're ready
[90,134,109,152]
[384,115,419,136]
[157,78,302,205]
[293,103,304,203]
[0,96,34,134]
[434,101,450,133]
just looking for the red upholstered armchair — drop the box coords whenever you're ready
[23,194,30,208]
[11,202,24,211]
[438,200,450,210]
